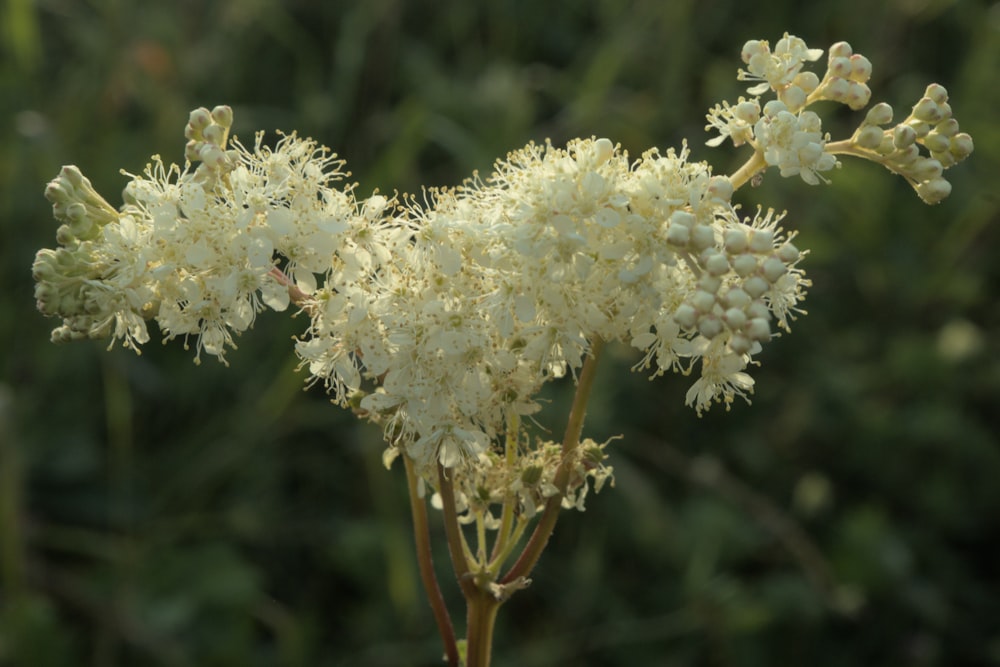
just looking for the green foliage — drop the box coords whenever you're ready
[2,1,998,665]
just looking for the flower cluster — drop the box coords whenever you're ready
[712,33,971,200]
[32,106,364,363]
[33,35,971,512]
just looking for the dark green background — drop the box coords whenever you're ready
[2,1,998,665]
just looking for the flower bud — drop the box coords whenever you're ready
[828,56,852,78]
[704,252,730,276]
[202,124,226,147]
[723,307,747,329]
[782,86,807,111]
[741,40,766,64]
[849,54,872,82]
[188,107,212,132]
[895,144,920,165]
[734,100,761,122]
[707,175,734,202]
[746,317,771,342]
[665,224,690,247]
[743,276,769,298]
[185,140,200,162]
[691,290,717,313]
[916,178,951,204]
[198,144,227,168]
[776,242,800,263]
[669,210,695,228]
[825,78,849,102]
[724,229,749,254]
[865,102,893,126]
[732,253,758,277]
[593,137,614,164]
[911,158,943,181]
[723,287,751,309]
[698,316,724,339]
[792,71,820,93]
[845,82,871,110]
[746,301,770,320]
[748,229,774,254]
[893,125,917,149]
[925,83,948,104]
[729,334,753,354]
[690,224,715,250]
[933,118,958,137]
[922,132,950,154]
[829,41,852,58]
[761,257,787,283]
[211,105,234,128]
[950,133,974,160]
[674,304,698,329]
[698,273,723,294]
[912,97,941,123]
[855,125,884,149]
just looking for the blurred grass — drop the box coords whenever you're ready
[2,1,999,666]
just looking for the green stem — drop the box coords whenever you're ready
[465,592,500,667]
[489,416,520,565]
[404,457,460,666]
[500,338,605,586]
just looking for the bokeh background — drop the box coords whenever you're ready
[2,1,999,665]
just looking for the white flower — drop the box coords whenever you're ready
[739,33,823,95]
[705,98,761,147]
[754,102,838,184]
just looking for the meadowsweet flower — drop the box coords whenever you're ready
[705,98,761,147]
[738,33,823,98]
[34,106,358,364]
[754,101,838,184]
[34,35,971,489]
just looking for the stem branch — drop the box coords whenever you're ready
[438,464,477,598]
[404,457,460,666]
[728,149,768,191]
[500,338,605,585]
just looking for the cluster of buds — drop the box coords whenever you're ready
[672,208,804,355]
[847,85,974,204]
[710,33,972,202]
[184,105,236,182]
[32,167,133,344]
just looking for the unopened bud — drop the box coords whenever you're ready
[912,97,941,123]
[924,83,948,104]
[848,54,872,82]
[916,178,951,205]
[865,103,893,126]
[188,107,212,132]
[950,133,974,160]
[893,125,917,150]
[855,125,884,149]
[211,105,234,128]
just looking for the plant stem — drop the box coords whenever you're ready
[728,149,767,191]
[500,338,605,586]
[438,464,477,598]
[404,457,460,666]
[466,592,500,667]
[489,416,520,565]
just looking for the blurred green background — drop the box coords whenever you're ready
[2,0,999,665]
